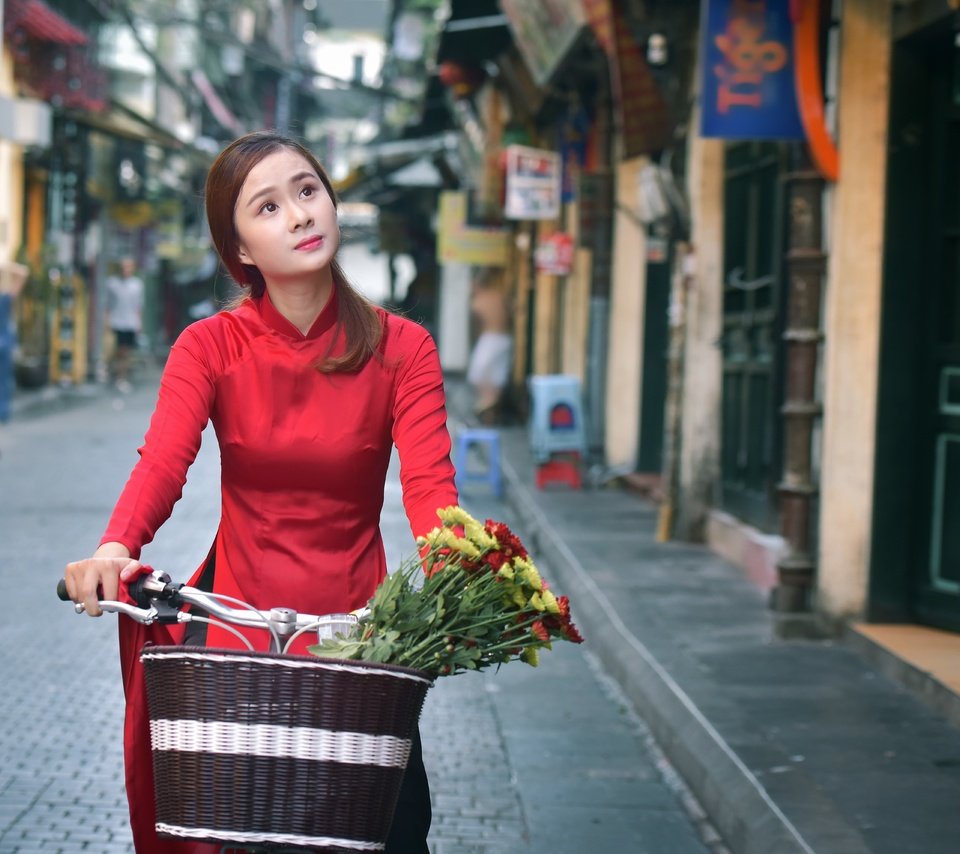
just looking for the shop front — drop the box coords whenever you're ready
[872,10,960,631]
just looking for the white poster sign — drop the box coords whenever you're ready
[504,145,561,221]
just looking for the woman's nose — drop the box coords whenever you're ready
[290,204,313,229]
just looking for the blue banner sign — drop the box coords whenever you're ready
[700,0,804,140]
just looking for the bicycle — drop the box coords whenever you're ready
[58,570,434,853]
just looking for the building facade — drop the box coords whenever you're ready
[413,0,959,635]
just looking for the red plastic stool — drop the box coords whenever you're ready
[536,453,582,490]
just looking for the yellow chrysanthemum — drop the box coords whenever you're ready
[437,505,476,528]
[518,562,543,592]
[433,527,481,558]
[496,563,515,581]
[541,588,560,614]
[520,647,539,667]
[529,591,545,612]
[420,526,444,548]
[466,521,499,550]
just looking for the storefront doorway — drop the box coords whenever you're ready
[873,15,960,630]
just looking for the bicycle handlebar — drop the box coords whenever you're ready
[57,569,367,653]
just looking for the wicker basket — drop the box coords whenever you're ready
[141,646,434,852]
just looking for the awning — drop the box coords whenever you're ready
[4,0,88,46]
[500,0,586,85]
[335,139,462,201]
[386,157,446,188]
[66,100,217,166]
[436,0,512,64]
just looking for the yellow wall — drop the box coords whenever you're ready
[0,46,24,267]
[560,200,590,381]
[818,0,893,618]
[532,221,559,375]
[604,157,647,469]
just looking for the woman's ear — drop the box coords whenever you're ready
[237,244,251,265]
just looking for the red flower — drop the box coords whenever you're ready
[485,520,528,559]
[531,620,550,642]
[543,596,584,644]
[560,618,584,644]
[485,550,507,571]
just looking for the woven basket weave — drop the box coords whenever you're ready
[141,646,434,852]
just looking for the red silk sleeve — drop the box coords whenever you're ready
[101,327,217,557]
[391,327,459,542]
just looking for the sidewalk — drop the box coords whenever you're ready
[445,380,960,854]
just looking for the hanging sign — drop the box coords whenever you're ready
[504,145,561,221]
[437,192,511,266]
[535,232,574,275]
[700,0,804,140]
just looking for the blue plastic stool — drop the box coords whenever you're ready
[453,428,503,497]
[527,374,587,464]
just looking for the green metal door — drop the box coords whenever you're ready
[637,236,670,473]
[916,33,960,629]
[719,142,786,531]
[873,17,960,629]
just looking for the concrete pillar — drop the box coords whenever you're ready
[437,262,471,372]
[511,227,532,387]
[818,0,892,618]
[604,157,647,470]
[675,127,724,541]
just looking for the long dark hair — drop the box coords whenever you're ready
[205,130,382,372]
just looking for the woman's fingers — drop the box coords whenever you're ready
[82,562,107,616]
[64,557,133,617]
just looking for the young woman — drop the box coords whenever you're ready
[63,131,458,853]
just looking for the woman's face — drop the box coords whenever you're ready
[234,148,340,287]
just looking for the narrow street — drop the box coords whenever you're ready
[0,376,717,853]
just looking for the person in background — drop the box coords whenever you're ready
[105,256,144,392]
[466,268,513,425]
[63,131,458,853]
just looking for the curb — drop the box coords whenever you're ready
[497,452,871,854]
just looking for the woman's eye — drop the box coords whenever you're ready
[260,202,277,214]
[301,186,314,198]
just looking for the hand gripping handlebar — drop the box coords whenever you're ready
[57,569,366,653]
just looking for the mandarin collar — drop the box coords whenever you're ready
[257,285,338,341]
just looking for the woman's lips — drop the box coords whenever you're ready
[295,235,323,250]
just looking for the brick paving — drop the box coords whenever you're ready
[0,375,716,852]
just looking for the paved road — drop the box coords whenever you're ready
[0,377,718,853]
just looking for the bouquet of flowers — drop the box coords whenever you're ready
[308,506,583,676]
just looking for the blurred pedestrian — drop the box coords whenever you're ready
[466,268,513,424]
[105,256,144,392]
[63,131,458,853]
